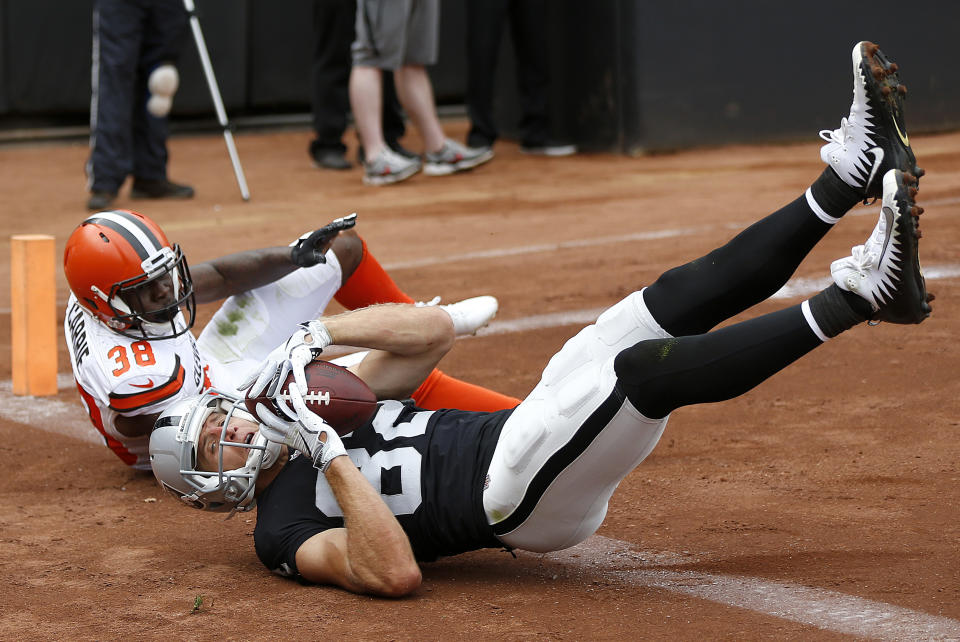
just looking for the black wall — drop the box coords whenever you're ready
[1,0,958,152]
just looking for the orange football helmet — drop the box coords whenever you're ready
[63,209,196,339]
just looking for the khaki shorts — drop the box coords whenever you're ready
[352,0,439,69]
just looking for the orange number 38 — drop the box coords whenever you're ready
[107,341,157,376]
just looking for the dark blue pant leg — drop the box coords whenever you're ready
[88,0,144,193]
[133,0,188,182]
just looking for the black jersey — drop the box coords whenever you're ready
[254,399,514,577]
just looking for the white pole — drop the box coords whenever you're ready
[182,0,250,201]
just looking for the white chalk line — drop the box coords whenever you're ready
[0,375,104,446]
[384,195,960,270]
[545,536,960,640]
[473,263,960,337]
[5,400,957,637]
[383,226,715,270]
[4,264,960,440]
[3,211,960,636]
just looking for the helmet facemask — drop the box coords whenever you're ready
[151,390,282,515]
[99,244,197,340]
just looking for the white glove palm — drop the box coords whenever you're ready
[252,385,347,472]
[240,320,334,414]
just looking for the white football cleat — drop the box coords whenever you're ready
[830,169,931,324]
[819,41,923,199]
[440,296,499,336]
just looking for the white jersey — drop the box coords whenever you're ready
[64,255,344,470]
[65,295,208,469]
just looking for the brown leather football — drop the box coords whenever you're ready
[244,360,377,436]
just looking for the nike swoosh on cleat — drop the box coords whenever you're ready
[877,204,896,276]
[129,379,156,389]
[865,147,884,191]
[893,117,910,146]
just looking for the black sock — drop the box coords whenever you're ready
[616,305,823,419]
[807,284,871,338]
[644,194,832,336]
[809,167,863,220]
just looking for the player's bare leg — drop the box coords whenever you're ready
[645,40,921,336]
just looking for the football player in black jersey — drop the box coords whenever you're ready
[150,42,932,596]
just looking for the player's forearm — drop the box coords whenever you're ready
[191,248,298,303]
[325,457,421,596]
[323,305,454,356]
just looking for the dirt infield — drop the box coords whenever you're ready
[1,120,959,639]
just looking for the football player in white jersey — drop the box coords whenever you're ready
[64,209,519,470]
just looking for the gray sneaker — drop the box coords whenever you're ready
[424,139,494,176]
[362,148,421,186]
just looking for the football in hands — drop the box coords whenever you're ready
[244,360,378,436]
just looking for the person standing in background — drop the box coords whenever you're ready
[350,0,494,186]
[86,0,195,211]
[309,0,415,170]
[465,0,576,156]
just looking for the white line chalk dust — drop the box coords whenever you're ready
[543,536,960,640]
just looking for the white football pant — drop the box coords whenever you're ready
[483,289,672,552]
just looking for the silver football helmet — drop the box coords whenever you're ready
[149,389,282,513]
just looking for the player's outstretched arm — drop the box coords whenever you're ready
[190,247,300,303]
[190,215,358,304]
[294,456,422,597]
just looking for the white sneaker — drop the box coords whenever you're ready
[830,169,931,324]
[819,41,923,199]
[440,296,499,335]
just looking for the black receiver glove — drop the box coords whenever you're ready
[289,212,358,267]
